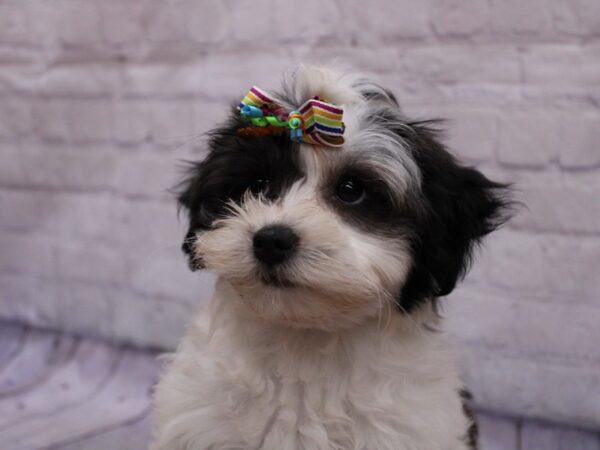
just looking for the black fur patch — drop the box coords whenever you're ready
[176,112,303,269]
[393,121,511,312]
[323,162,406,235]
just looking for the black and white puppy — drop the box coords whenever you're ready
[151,66,509,450]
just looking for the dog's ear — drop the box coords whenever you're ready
[176,159,215,271]
[398,122,511,310]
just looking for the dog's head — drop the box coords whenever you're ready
[177,67,510,330]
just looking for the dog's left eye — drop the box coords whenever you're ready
[335,177,366,205]
[249,178,270,195]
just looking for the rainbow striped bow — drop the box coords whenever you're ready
[238,86,345,148]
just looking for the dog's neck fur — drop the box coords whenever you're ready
[211,279,439,377]
[152,278,474,450]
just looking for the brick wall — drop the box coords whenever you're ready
[0,0,598,430]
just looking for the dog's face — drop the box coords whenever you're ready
[178,68,508,330]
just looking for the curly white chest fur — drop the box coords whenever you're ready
[151,281,473,450]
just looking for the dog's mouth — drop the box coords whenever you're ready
[258,269,296,288]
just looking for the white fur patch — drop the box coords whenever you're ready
[151,288,473,450]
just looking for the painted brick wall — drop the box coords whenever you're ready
[0,0,598,431]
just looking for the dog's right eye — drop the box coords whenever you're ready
[249,178,270,195]
[335,177,366,205]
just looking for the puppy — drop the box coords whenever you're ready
[151,66,509,450]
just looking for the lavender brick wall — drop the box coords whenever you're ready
[0,0,598,430]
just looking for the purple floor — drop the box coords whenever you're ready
[0,321,598,450]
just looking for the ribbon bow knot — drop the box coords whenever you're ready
[237,86,345,148]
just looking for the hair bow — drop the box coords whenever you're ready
[237,86,345,148]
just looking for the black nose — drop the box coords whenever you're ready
[253,225,299,266]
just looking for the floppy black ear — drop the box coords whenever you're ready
[398,122,511,311]
[176,160,215,271]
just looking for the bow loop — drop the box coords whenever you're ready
[237,86,345,148]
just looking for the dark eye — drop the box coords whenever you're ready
[249,178,270,195]
[335,177,366,205]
